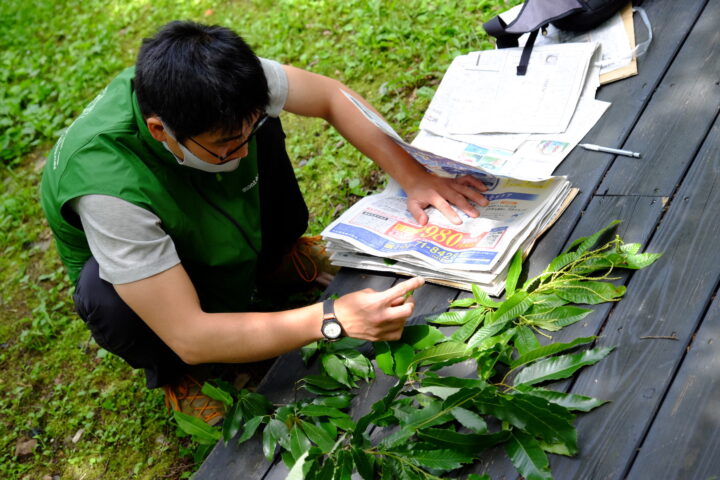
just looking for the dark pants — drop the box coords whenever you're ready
[73,257,189,388]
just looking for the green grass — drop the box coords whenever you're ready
[0,0,515,477]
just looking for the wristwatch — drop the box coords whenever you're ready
[321,299,344,341]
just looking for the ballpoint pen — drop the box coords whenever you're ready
[579,143,642,158]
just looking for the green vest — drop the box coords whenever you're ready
[40,67,264,312]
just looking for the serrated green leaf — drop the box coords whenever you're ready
[467,317,512,349]
[473,284,501,308]
[515,326,541,356]
[527,293,568,310]
[510,336,596,369]
[472,390,577,453]
[539,439,573,456]
[201,382,233,407]
[449,309,485,342]
[383,390,483,448]
[427,310,469,325]
[416,385,460,400]
[490,291,531,324]
[411,341,468,366]
[554,281,626,305]
[379,426,415,449]
[299,420,336,453]
[624,252,662,269]
[173,410,222,444]
[448,297,476,308]
[420,373,488,390]
[620,243,641,254]
[451,407,487,433]
[416,428,509,454]
[514,347,614,386]
[321,353,352,387]
[392,343,415,377]
[505,430,552,480]
[405,448,473,471]
[546,250,581,273]
[473,327,516,352]
[505,249,524,297]
[374,341,394,376]
[569,220,621,255]
[476,345,507,380]
[468,475,491,480]
[514,385,609,412]
[401,324,446,350]
[237,415,264,444]
[523,305,593,332]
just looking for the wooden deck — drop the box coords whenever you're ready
[196,0,720,478]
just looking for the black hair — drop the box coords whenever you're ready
[134,21,269,142]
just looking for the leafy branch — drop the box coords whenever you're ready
[174,221,661,479]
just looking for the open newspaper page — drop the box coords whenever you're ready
[413,46,608,180]
[323,91,575,295]
[328,183,576,295]
[323,177,569,273]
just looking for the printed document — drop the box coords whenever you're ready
[419,42,600,135]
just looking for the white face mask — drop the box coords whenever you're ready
[161,123,241,173]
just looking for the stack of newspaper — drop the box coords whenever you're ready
[322,32,619,295]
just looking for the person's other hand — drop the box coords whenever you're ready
[405,172,489,226]
[333,276,425,341]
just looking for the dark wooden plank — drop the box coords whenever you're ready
[468,194,665,478]
[520,0,710,281]
[547,111,720,480]
[626,286,720,479]
[598,0,720,196]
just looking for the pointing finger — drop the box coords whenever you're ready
[383,276,425,302]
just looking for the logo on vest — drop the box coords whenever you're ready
[242,174,259,193]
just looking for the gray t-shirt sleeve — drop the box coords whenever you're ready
[259,57,289,117]
[70,195,181,284]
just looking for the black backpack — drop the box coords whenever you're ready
[483,0,627,74]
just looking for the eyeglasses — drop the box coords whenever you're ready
[186,115,268,163]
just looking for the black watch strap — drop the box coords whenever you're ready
[323,299,335,317]
[321,299,344,340]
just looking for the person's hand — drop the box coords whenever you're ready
[404,172,489,226]
[333,276,425,341]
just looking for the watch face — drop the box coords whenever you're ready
[322,321,342,339]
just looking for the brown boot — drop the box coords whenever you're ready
[163,375,225,426]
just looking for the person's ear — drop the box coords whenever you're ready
[146,116,168,142]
